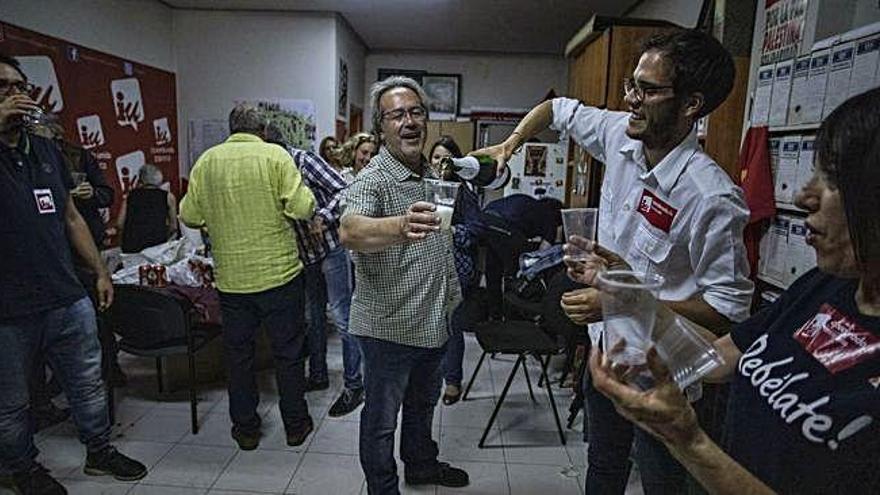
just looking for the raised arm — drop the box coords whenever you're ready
[590,348,775,495]
[340,201,439,253]
[472,100,553,173]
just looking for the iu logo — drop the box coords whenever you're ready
[153,117,171,146]
[115,150,145,195]
[15,56,64,112]
[76,115,105,149]
[639,195,653,213]
[110,78,145,131]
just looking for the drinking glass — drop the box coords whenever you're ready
[561,208,598,260]
[597,270,664,366]
[424,179,460,231]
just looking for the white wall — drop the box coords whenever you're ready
[172,10,338,167]
[624,0,701,28]
[2,0,175,71]
[363,51,567,128]
[335,16,367,127]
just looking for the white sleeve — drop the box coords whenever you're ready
[688,193,755,323]
[550,97,619,163]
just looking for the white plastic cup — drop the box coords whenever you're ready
[653,315,724,390]
[561,208,598,260]
[424,179,460,231]
[597,270,664,366]
[71,172,87,187]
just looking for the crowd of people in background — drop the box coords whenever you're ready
[1,23,878,495]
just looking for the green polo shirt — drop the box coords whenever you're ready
[180,133,315,293]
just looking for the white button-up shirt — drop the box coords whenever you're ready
[551,98,754,341]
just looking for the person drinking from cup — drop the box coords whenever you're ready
[576,86,880,495]
[473,29,753,494]
[340,76,469,494]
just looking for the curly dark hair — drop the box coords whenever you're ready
[429,135,463,160]
[641,29,735,118]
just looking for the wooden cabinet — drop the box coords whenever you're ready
[425,121,475,156]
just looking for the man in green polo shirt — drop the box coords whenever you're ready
[180,104,316,450]
[340,77,469,494]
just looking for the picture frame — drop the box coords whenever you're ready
[422,74,460,121]
[338,58,348,119]
[377,68,426,85]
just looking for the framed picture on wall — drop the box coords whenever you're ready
[338,58,348,120]
[377,68,426,85]
[422,74,460,121]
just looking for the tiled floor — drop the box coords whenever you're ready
[4,333,646,495]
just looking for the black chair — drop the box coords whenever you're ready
[105,284,220,434]
[462,271,568,448]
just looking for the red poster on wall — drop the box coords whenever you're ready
[0,21,179,228]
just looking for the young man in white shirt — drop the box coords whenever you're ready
[475,29,754,494]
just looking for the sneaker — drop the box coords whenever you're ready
[83,447,147,481]
[285,418,314,447]
[405,462,469,488]
[231,416,262,451]
[8,463,67,495]
[305,377,329,392]
[327,388,364,418]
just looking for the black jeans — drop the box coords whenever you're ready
[358,335,446,495]
[584,370,686,494]
[218,276,310,433]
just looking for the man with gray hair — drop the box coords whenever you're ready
[180,103,317,450]
[340,77,469,493]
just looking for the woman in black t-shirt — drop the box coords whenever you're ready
[567,88,880,494]
[113,164,178,253]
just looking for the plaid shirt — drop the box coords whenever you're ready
[341,147,461,348]
[287,147,348,266]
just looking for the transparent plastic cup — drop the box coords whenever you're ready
[597,270,664,367]
[561,208,598,260]
[71,172,87,187]
[22,107,53,128]
[652,315,724,390]
[424,179,460,231]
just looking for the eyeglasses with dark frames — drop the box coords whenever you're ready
[623,78,674,100]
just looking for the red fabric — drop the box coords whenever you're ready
[737,126,776,278]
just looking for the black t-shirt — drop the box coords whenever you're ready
[0,132,86,319]
[727,268,880,494]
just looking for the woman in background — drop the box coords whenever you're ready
[114,164,178,253]
[335,132,377,182]
[319,136,339,168]
[430,135,483,405]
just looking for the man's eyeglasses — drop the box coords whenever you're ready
[623,78,674,100]
[381,106,427,123]
[0,79,36,95]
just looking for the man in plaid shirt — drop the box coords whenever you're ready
[264,123,364,419]
[340,77,469,494]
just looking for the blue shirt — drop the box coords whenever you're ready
[0,132,86,319]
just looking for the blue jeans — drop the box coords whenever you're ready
[0,297,110,475]
[584,370,686,494]
[441,301,467,386]
[218,276,310,432]
[358,336,446,495]
[305,246,362,390]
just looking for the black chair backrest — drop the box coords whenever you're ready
[108,285,191,350]
[540,270,587,343]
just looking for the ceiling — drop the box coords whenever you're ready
[160,0,643,54]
